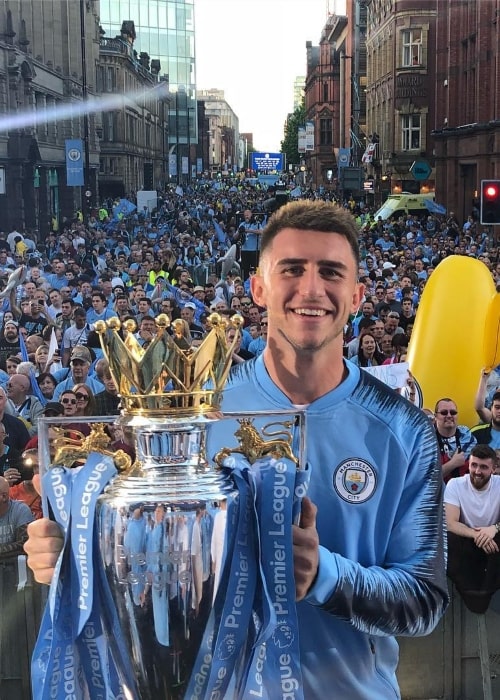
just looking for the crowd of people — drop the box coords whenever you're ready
[0,181,497,554]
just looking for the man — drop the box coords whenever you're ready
[24,201,448,699]
[6,373,43,437]
[86,291,112,325]
[180,302,204,341]
[0,320,21,370]
[472,391,500,448]
[434,397,477,481]
[94,369,120,415]
[53,346,103,400]
[351,299,377,337]
[61,306,90,366]
[445,444,500,612]
[0,475,33,557]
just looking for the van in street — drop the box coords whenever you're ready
[373,193,435,221]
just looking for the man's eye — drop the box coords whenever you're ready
[282,266,303,276]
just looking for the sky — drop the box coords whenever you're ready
[194,0,346,153]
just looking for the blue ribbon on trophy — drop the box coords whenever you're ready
[31,454,138,700]
[186,453,308,700]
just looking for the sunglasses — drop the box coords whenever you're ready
[75,392,89,401]
[241,302,252,307]
[61,398,77,405]
[437,410,457,416]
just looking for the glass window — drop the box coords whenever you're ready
[320,118,332,146]
[402,29,422,67]
[167,2,176,28]
[401,114,421,150]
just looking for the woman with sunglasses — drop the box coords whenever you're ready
[72,383,97,417]
[60,389,91,437]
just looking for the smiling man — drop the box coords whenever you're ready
[25,201,448,699]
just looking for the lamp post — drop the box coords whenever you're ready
[79,0,91,219]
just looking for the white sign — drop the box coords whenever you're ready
[363,362,409,390]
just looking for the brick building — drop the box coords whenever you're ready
[432,0,500,222]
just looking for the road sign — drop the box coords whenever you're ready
[410,159,432,181]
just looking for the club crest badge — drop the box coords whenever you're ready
[334,459,377,503]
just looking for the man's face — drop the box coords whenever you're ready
[469,455,495,491]
[24,282,36,297]
[402,300,413,315]
[81,282,92,296]
[248,306,260,323]
[73,312,86,328]
[49,291,62,307]
[4,323,18,341]
[372,321,385,340]
[239,297,252,316]
[491,400,500,429]
[103,374,118,395]
[140,319,156,338]
[115,296,129,312]
[55,262,66,275]
[70,358,90,382]
[92,296,105,313]
[435,401,458,433]
[61,301,73,318]
[384,314,399,333]
[180,307,194,323]
[362,302,374,317]
[249,324,261,339]
[251,230,363,358]
[7,374,29,403]
[138,299,150,314]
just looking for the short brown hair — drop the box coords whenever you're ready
[259,200,360,264]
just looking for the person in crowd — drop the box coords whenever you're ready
[0,475,33,557]
[6,372,44,437]
[34,343,62,376]
[72,383,97,417]
[0,320,21,370]
[94,370,120,416]
[472,390,500,449]
[61,306,90,367]
[0,421,23,480]
[226,325,254,366]
[9,460,42,520]
[36,372,57,401]
[23,199,448,700]
[5,355,21,376]
[434,397,477,482]
[382,333,410,365]
[0,386,30,453]
[248,312,267,356]
[53,346,103,400]
[445,444,500,613]
[351,331,385,367]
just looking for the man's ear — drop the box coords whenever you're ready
[250,274,267,308]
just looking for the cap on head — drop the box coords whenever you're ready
[70,346,91,363]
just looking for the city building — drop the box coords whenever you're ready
[365,0,438,201]
[303,1,367,192]
[98,21,169,198]
[0,0,101,235]
[99,0,198,182]
[197,89,239,176]
[432,0,500,222]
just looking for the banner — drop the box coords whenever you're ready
[298,128,306,154]
[305,121,314,151]
[65,139,84,186]
[337,148,350,170]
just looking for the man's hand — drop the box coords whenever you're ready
[473,525,499,554]
[24,519,64,583]
[293,497,319,601]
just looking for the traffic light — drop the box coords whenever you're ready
[480,180,500,224]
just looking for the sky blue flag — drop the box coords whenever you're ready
[19,332,47,406]
[424,199,446,215]
[112,198,136,222]
[212,219,227,245]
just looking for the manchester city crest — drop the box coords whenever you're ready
[334,459,377,503]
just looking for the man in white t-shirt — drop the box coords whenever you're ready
[444,444,500,612]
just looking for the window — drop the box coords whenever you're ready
[323,82,329,102]
[320,118,332,146]
[103,112,114,142]
[401,114,421,150]
[402,29,422,67]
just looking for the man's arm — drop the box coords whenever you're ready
[0,524,29,558]
[446,502,499,553]
[474,369,493,423]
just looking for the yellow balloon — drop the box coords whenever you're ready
[407,255,495,427]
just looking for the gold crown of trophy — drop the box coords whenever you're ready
[48,312,300,699]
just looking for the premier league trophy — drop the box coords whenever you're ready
[33,313,306,700]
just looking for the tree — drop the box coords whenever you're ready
[281,101,306,169]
